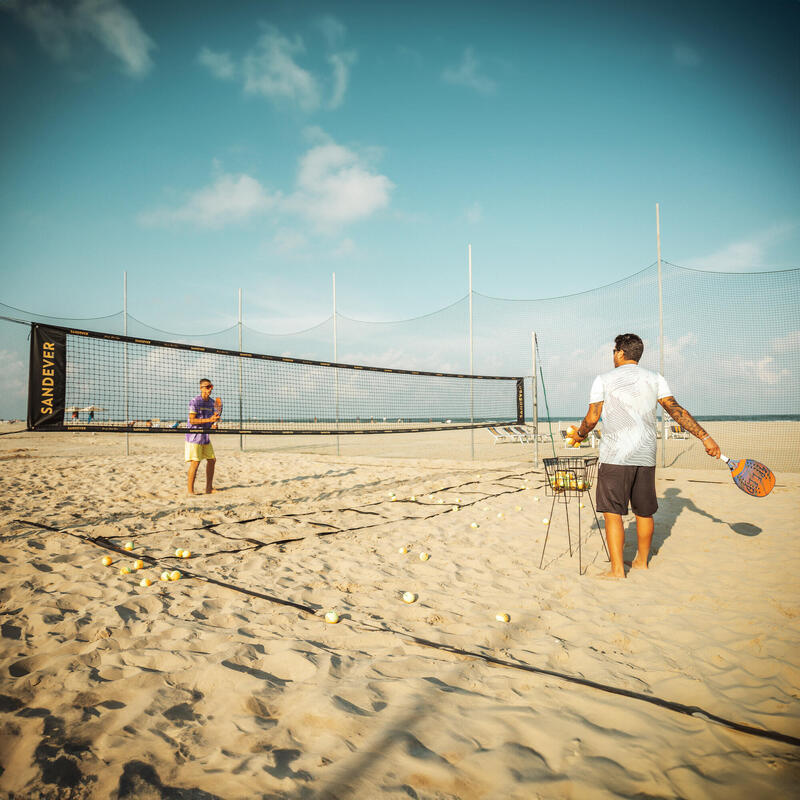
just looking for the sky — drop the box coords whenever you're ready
[0,0,798,418]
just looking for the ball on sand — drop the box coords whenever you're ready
[419,552,430,561]
[175,548,184,558]
[140,577,152,587]
[542,518,550,524]
[169,570,181,581]
[579,502,585,509]
[496,612,511,623]
[402,592,417,604]
[133,560,144,570]
[398,546,408,554]
[101,555,112,566]
[452,505,459,512]
[324,610,340,624]
[160,571,171,582]
[181,550,192,559]
[514,505,522,512]
[124,542,134,551]
[410,496,416,501]
[470,522,479,529]
[119,566,130,575]
[497,512,504,519]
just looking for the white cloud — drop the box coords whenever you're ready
[771,331,800,354]
[272,228,308,253]
[731,356,789,386]
[242,26,320,110]
[197,46,236,80]
[4,0,154,76]
[673,42,701,67]
[442,47,496,94]
[286,140,394,229]
[465,201,482,224]
[200,18,355,111]
[140,173,279,228]
[0,348,27,401]
[688,223,796,271]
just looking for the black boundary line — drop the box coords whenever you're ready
[11,518,800,749]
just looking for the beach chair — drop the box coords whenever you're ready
[668,423,690,439]
[487,426,513,444]
[510,425,533,443]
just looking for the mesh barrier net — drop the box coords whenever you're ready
[3,261,798,469]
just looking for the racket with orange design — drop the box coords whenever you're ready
[212,397,222,428]
[720,455,775,497]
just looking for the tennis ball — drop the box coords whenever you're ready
[402,592,417,604]
[410,495,416,501]
[124,541,134,551]
[390,496,397,502]
[497,512,504,519]
[119,566,130,575]
[160,571,171,582]
[133,559,144,570]
[175,548,184,558]
[101,555,112,566]
[452,505,459,512]
[419,552,430,561]
[455,498,461,504]
[567,425,576,435]
[181,550,191,559]
[324,610,340,624]
[514,505,522,512]
[496,612,511,623]
[169,570,181,581]
[565,437,575,446]
[470,522,479,529]
[579,502,585,509]
[542,518,550,524]
[437,499,444,504]
[398,546,408,554]
[140,577,152,587]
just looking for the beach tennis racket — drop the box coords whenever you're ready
[212,397,222,428]
[719,455,775,497]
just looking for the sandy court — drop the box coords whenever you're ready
[1,426,799,798]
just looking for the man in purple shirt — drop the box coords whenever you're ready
[185,378,221,495]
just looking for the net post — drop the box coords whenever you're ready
[238,288,243,452]
[124,271,129,456]
[532,331,539,468]
[656,203,665,468]
[333,272,340,456]
[468,244,474,460]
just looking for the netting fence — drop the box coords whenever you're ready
[2,260,798,469]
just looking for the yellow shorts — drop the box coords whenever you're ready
[185,442,215,462]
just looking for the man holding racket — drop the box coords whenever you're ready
[186,378,221,495]
[571,333,720,578]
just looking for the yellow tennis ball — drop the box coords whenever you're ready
[402,592,417,604]
[139,577,152,587]
[181,550,191,559]
[175,548,184,558]
[533,497,540,502]
[496,612,511,623]
[565,437,575,446]
[419,552,430,561]
[398,546,408,554]
[101,555,112,566]
[542,518,550,525]
[119,566,130,575]
[497,512,504,519]
[410,495,416,501]
[324,610,340,624]
[452,505,459,512]
[579,502,585,509]
[169,570,181,581]
[123,542,134,551]
[514,505,522,512]
[567,425,576,434]
[133,560,144,570]
[470,522,479,529]
[160,571,171,582]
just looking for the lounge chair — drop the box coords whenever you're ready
[668,423,690,439]
[509,425,533,443]
[487,426,513,444]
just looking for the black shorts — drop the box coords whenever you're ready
[596,464,658,517]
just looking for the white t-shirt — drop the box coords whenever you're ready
[589,364,672,466]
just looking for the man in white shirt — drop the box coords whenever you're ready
[572,333,720,578]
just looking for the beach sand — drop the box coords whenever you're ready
[1,425,799,798]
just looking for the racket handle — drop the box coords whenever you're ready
[719,454,729,464]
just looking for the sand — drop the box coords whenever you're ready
[1,425,799,799]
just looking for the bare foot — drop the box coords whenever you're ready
[205,488,218,494]
[631,555,648,570]
[599,569,625,579]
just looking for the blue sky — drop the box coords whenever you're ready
[0,0,798,418]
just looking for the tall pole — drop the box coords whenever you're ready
[532,331,539,468]
[656,202,665,467]
[333,272,340,456]
[238,288,243,452]
[469,244,474,460]
[124,272,129,456]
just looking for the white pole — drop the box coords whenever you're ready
[656,203,665,468]
[532,331,539,468]
[238,288,243,452]
[469,244,474,460]
[124,272,129,456]
[333,272,340,456]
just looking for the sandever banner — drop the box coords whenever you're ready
[27,324,66,429]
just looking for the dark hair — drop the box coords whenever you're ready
[614,333,644,362]
[199,378,212,386]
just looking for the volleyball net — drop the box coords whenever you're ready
[27,323,524,435]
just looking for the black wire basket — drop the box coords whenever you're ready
[543,456,598,499]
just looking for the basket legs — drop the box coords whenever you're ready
[538,494,558,569]
[587,492,610,561]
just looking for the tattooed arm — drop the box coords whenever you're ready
[574,402,603,441]
[658,396,721,457]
